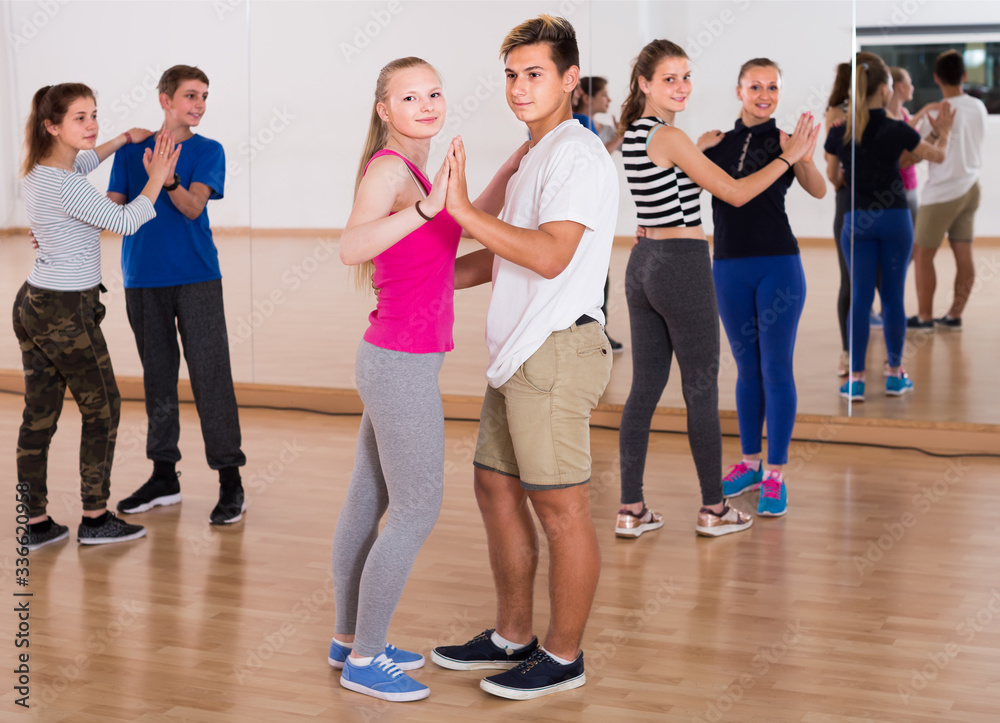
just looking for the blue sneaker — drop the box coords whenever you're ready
[328,638,424,671]
[839,379,864,401]
[431,629,538,670]
[480,648,586,700]
[340,653,429,702]
[869,311,883,328]
[885,371,914,397]
[721,462,763,498]
[757,474,787,517]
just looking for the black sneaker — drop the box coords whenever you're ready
[607,336,624,354]
[210,482,246,525]
[117,471,182,514]
[906,316,935,331]
[480,648,586,700]
[26,519,70,551]
[78,512,147,546]
[431,629,538,670]
[934,315,962,330]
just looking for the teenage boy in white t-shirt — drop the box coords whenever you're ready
[429,15,618,701]
[909,50,988,330]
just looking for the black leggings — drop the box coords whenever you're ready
[619,239,723,507]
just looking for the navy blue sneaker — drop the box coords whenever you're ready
[431,629,538,671]
[480,648,586,700]
[328,638,424,671]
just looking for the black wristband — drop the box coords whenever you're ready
[415,200,435,222]
[163,173,181,192]
[776,156,792,169]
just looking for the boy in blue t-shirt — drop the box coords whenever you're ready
[108,65,246,526]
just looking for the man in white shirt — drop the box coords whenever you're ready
[429,14,618,701]
[909,50,988,330]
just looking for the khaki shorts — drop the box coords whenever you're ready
[914,182,980,249]
[474,321,612,490]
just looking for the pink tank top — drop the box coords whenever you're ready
[361,149,462,353]
[899,108,918,191]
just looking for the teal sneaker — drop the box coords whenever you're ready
[721,462,763,498]
[839,379,864,401]
[340,653,429,702]
[757,473,787,517]
[885,371,914,396]
[329,638,425,671]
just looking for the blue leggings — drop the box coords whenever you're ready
[713,255,805,466]
[839,209,913,371]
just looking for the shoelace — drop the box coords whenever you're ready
[761,477,783,500]
[374,656,404,679]
[723,463,752,482]
[515,648,549,674]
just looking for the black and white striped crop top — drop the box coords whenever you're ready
[622,116,702,227]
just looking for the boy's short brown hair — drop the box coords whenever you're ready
[500,15,579,75]
[158,65,210,98]
[934,50,965,87]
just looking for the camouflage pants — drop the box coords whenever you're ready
[12,282,121,516]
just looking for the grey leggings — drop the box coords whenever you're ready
[619,238,723,507]
[332,341,445,657]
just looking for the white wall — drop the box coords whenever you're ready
[1,0,997,237]
[3,0,251,227]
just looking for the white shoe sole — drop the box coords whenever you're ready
[26,529,70,551]
[118,492,182,514]
[885,387,913,397]
[757,509,788,518]
[722,482,760,499]
[339,674,429,702]
[210,501,248,525]
[479,671,586,700]
[696,519,753,537]
[78,528,147,545]
[429,650,520,671]
[614,520,664,538]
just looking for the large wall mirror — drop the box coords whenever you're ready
[1,0,252,396]
[3,1,996,441]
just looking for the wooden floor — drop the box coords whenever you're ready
[2,233,999,427]
[3,394,999,722]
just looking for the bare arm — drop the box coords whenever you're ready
[791,128,826,199]
[166,182,212,220]
[455,248,495,289]
[825,152,845,189]
[94,128,153,164]
[339,154,449,266]
[446,138,583,280]
[650,114,819,208]
[472,142,529,217]
[901,101,954,166]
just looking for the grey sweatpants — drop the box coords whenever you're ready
[619,238,724,507]
[332,341,445,658]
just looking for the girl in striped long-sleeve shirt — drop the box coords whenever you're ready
[14,83,180,550]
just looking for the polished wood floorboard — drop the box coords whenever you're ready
[2,395,998,721]
[2,234,998,426]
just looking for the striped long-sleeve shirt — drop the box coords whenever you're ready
[23,149,156,291]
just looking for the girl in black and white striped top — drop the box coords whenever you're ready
[613,40,819,542]
[14,83,180,550]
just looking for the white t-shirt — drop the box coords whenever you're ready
[485,119,619,388]
[916,93,988,205]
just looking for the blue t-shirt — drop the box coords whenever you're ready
[573,113,598,134]
[108,134,225,288]
[824,109,920,213]
[704,118,798,259]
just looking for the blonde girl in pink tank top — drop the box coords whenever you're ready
[330,57,528,704]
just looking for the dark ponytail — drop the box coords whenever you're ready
[617,39,686,136]
[21,83,94,177]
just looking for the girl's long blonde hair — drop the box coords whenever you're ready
[351,57,433,293]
